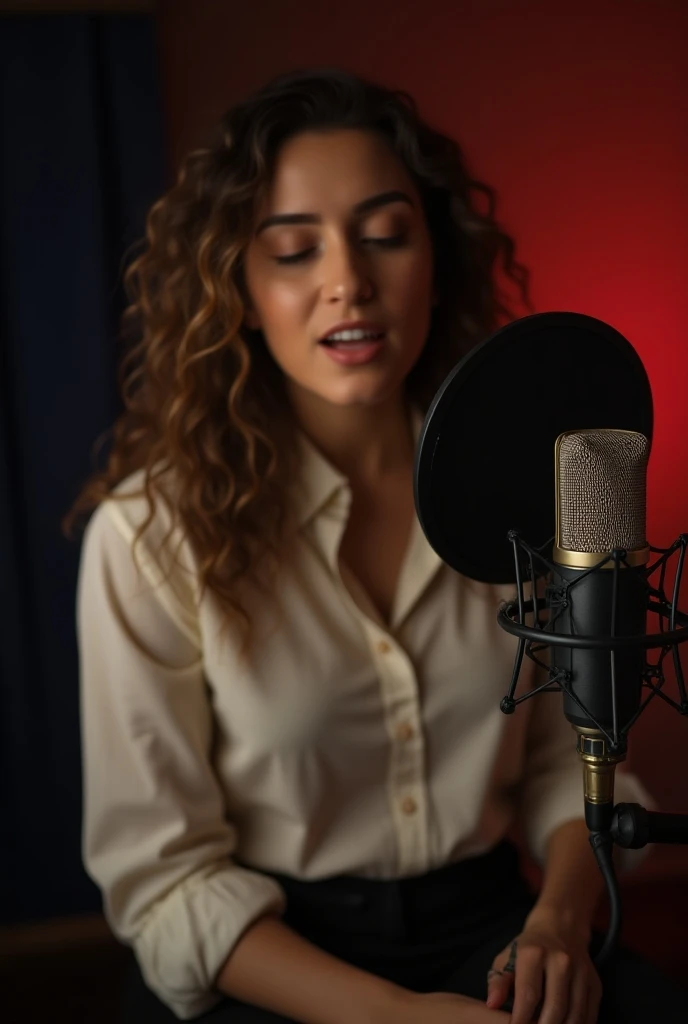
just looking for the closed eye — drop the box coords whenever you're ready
[362,233,406,248]
[274,234,407,265]
[274,247,317,265]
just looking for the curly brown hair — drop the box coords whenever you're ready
[64,67,531,647]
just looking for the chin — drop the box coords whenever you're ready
[324,383,401,408]
[322,369,407,407]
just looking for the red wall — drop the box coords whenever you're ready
[157,0,688,876]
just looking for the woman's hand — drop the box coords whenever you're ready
[485,906,603,1024]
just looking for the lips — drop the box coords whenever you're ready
[319,336,386,366]
[317,321,386,346]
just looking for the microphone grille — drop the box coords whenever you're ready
[557,430,649,552]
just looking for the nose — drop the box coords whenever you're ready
[321,239,374,305]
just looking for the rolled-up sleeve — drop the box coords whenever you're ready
[77,501,285,1020]
[518,687,653,869]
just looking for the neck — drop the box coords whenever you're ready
[289,386,415,484]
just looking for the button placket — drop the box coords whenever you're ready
[369,629,429,875]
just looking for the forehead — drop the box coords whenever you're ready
[263,129,417,213]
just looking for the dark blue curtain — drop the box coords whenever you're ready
[0,15,165,924]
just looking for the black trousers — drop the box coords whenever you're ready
[119,842,686,1022]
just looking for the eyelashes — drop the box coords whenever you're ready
[274,233,407,265]
[274,249,315,265]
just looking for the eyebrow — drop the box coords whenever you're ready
[255,189,414,235]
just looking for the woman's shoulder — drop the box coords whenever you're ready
[83,465,197,582]
[79,468,202,648]
[106,466,177,539]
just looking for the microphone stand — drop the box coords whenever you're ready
[497,532,688,968]
[589,802,688,966]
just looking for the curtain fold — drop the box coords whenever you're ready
[0,13,165,923]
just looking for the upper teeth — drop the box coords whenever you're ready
[326,329,380,342]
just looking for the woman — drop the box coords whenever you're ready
[68,69,682,1024]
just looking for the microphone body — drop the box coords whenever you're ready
[551,563,647,733]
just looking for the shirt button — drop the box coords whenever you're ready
[377,640,391,654]
[396,722,414,742]
[401,796,418,816]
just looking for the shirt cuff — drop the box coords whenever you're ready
[131,863,286,1020]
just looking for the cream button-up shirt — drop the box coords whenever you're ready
[77,430,648,1020]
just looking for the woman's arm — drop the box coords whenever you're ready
[216,914,399,1024]
[217,913,515,1024]
[525,817,605,937]
[78,501,287,1019]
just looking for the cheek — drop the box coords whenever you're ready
[392,236,433,291]
[244,248,309,327]
[253,280,314,372]
[260,279,311,332]
[394,248,435,324]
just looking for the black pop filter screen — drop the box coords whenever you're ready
[413,313,653,583]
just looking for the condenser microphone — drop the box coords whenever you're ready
[551,429,651,831]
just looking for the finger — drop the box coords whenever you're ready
[510,948,545,1024]
[562,969,589,1024]
[585,974,603,1024]
[486,967,514,1009]
[537,951,573,1024]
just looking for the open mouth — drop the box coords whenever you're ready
[319,329,386,348]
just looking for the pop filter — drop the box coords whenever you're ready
[413,312,653,583]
